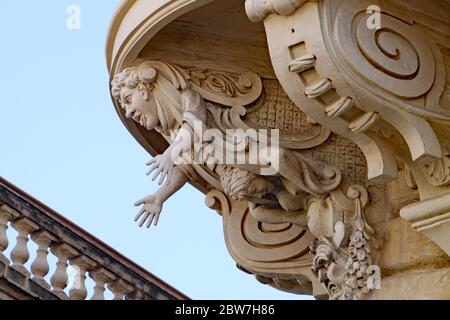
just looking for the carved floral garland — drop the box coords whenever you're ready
[310,187,380,300]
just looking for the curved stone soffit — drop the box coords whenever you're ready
[107,0,215,75]
[246,0,450,184]
[106,0,216,159]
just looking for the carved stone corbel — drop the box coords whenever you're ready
[245,0,450,261]
[205,188,328,298]
[105,0,450,300]
[206,178,383,300]
[245,0,449,180]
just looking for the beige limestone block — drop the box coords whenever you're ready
[368,268,450,300]
[379,218,450,273]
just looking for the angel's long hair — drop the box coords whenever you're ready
[111,61,189,136]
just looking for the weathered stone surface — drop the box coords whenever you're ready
[368,268,450,300]
[105,0,450,300]
[379,218,450,273]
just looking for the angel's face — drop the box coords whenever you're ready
[120,84,159,130]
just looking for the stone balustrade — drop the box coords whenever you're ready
[0,177,188,300]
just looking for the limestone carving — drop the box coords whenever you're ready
[111,60,343,228]
[244,0,450,268]
[111,59,381,299]
[250,0,450,183]
[186,68,263,106]
[245,0,314,23]
[419,147,450,187]
[244,79,331,150]
[106,0,450,300]
[205,188,319,296]
[309,185,381,300]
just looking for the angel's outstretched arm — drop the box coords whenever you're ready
[134,165,189,228]
[147,123,194,186]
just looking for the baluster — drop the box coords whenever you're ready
[10,217,39,276]
[50,243,78,299]
[0,205,19,265]
[126,289,145,300]
[30,231,56,289]
[107,279,133,300]
[156,292,170,300]
[68,255,96,300]
[89,268,116,300]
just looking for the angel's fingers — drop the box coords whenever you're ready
[146,213,156,228]
[134,208,145,221]
[146,158,157,166]
[146,163,158,176]
[158,169,168,185]
[152,167,163,181]
[135,194,154,206]
[138,212,150,227]
[153,212,160,226]
[134,198,146,206]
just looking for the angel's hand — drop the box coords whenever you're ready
[146,153,174,186]
[134,194,163,228]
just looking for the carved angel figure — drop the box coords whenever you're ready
[111,60,381,300]
[111,60,342,228]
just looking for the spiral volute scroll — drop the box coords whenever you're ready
[334,0,437,100]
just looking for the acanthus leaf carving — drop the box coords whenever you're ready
[187,68,263,107]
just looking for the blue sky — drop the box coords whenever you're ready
[0,0,310,300]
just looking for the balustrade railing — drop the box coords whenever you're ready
[0,177,188,300]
